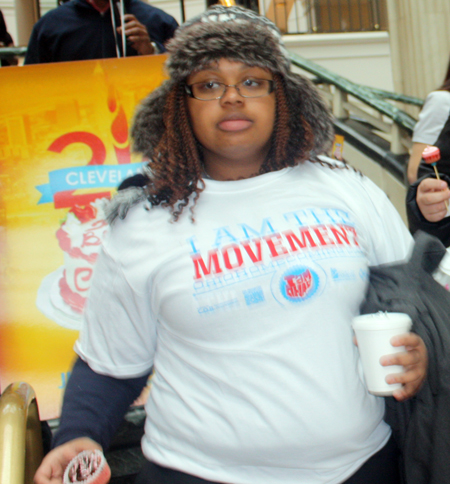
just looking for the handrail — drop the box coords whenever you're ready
[0,382,44,484]
[0,47,27,60]
[362,87,424,107]
[289,52,418,133]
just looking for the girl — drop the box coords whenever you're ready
[35,6,426,484]
[407,59,450,184]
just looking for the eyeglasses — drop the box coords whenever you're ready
[185,78,274,101]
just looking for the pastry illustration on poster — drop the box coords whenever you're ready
[36,79,146,330]
[0,56,166,419]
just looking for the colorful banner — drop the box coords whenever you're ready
[0,55,167,419]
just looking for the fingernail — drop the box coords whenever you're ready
[390,336,399,345]
[380,356,391,366]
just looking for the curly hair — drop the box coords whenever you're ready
[145,73,315,221]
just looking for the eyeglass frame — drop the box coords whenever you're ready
[184,78,275,101]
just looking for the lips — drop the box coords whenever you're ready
[218,114,253,132]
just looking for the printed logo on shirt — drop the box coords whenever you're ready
[243,286,265,306]
[279,266,320,303]
[190,208,361,313]
[330,267,356,282]
[190,221,360,282]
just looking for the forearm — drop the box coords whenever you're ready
[53,357,150,450]
[408,142,428,184]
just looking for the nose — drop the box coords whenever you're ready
[220,84,243,104]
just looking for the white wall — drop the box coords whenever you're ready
[284,31,394,92]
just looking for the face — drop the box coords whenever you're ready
[186,59,276,180]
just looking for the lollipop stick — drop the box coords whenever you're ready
[433,165,449,209]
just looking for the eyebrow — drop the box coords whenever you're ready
[199,64,263,73]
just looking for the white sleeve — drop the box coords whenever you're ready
[75,245,156,379]
[412,91,450,145]
[356,177,414,267]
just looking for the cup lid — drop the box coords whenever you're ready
[352,312,412,331]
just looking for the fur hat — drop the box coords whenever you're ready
[132,5,334,160]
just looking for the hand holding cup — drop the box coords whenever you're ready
[353,312,427,400]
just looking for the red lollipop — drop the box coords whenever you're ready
[422,145,441,165]
[63,450,111,484]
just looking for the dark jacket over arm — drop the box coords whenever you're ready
[53,357,150,450]
[406,111,450,246]
[360,231,450,484]
[406,173,450,247]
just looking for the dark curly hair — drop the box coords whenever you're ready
[143,73,314,221]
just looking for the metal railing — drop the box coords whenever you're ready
[0,382,44,484]
[0,47,27,64]
[289,52,422,157]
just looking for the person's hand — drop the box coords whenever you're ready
[117,14,155,56]
[380,332,428,401]
[416,177,450,222]
[34,437,102,484]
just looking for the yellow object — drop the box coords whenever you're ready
[331,134,345,161]
[0,56,167,420]
[0,382,44,484]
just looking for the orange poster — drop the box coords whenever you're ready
[0,55,167,419]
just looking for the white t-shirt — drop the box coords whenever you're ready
[76,160,412,484]
[412,90,450,145]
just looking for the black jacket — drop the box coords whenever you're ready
[406,113,450,246]
[25,0,178,64]
[361,231,450,484]
[406,172,450,247]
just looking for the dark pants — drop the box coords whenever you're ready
[135,435,400,484]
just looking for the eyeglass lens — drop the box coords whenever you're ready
[190,79,272,100]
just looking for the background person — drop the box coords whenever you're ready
[405,56,450,244]
[407,59,450,184]
[35,6,427,484]
[24,0,178,64]
[0,9,18,66]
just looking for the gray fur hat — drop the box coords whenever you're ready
[132,5,334,159]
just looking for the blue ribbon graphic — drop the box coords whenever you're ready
[36,162,146,204]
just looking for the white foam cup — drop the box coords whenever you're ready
[352,312,412,396]
[433,248,450,291]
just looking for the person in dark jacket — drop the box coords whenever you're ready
[24,0,178,65]
[406,115,450,246]
[406,58,450,184]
